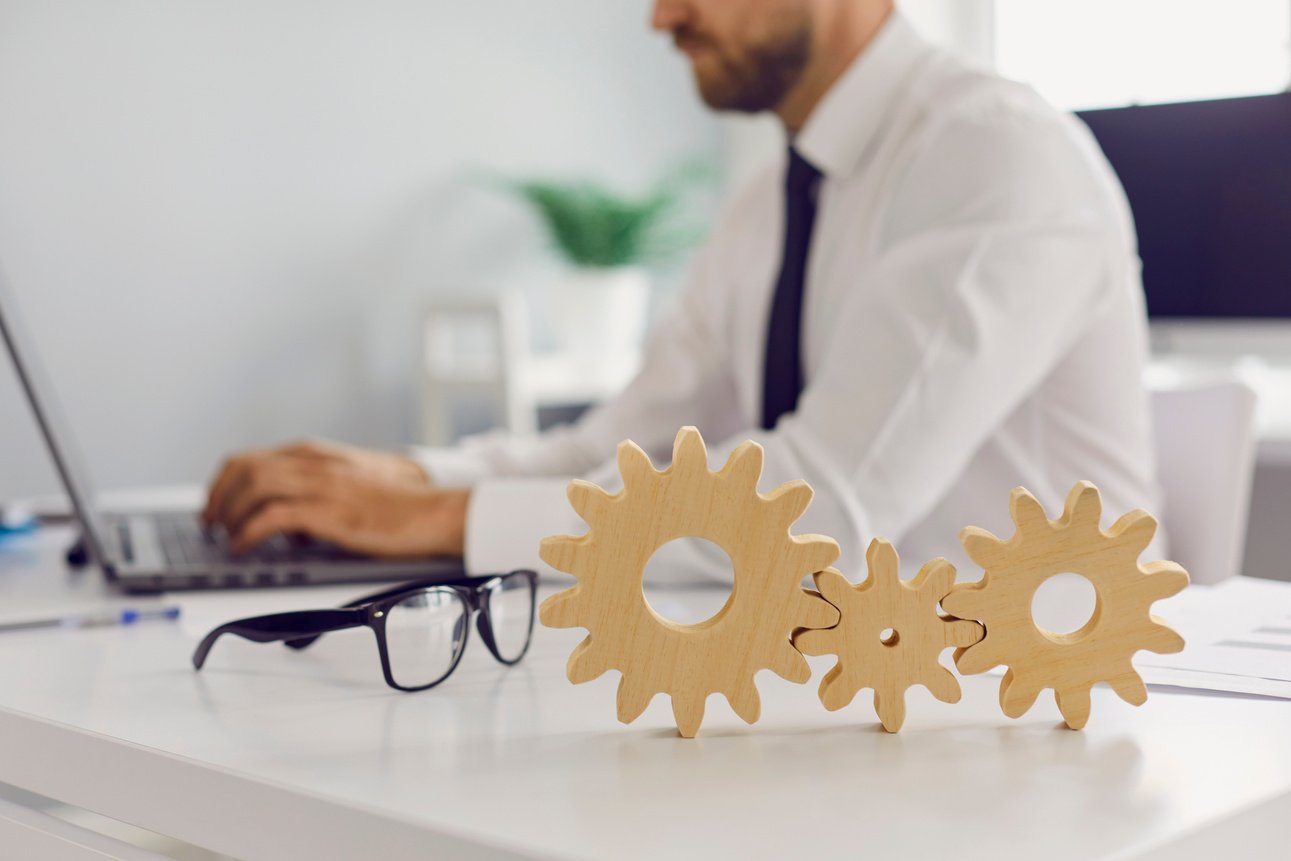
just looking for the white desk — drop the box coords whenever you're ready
[1,523,1290,860]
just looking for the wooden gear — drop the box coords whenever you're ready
[793,539,985,732]
[941,481,1189,730]
[538,426,841,738]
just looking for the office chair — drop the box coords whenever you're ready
[1150,381,1258,585]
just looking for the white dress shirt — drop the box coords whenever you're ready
[415,12,1166,582]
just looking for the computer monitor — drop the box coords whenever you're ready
[1078,92,1291,319]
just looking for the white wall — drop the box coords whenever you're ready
[0,0,720,498]
[901,0,994,67]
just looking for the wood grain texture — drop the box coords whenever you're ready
[538,427,840,738]
[793,539,984,732]
[942,482,1189,730]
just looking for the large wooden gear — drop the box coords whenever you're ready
[942,481,1189,729]
[793,539,985,732]
[538,426,840,738]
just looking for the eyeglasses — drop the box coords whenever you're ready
[191,570,537,692]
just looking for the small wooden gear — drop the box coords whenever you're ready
[793,539,985,732]
[942,482,1189,729]
[538,427,840,738]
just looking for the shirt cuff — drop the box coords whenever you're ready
[409,445,496,488]
[463,476,736,586]
[464,478,579,578]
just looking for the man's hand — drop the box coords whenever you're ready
[201,439,467,558]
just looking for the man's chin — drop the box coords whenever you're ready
[694,75,765,114]
[692,69,742,111]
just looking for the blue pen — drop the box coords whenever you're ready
[0,606,181,633]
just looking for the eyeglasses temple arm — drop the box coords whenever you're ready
[284,596,384,651]
[192,609,365,669]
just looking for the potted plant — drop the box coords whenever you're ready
[509,166,707,361]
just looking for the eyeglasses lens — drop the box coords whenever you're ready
[488,575,534,662]
[384,588,468,689]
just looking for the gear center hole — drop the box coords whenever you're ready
[642,537,735,626]
[1032,572,1099,639]
[880,628,899,647]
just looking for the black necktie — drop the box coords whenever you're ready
[761,147,822,430]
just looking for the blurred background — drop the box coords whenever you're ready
[2,0,1290,575]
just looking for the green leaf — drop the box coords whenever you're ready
[498,160,716,269]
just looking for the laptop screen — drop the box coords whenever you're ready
[0,265,109,564]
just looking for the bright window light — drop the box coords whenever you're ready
[995,0,1291,110]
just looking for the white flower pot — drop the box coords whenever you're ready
[548,266,651,360]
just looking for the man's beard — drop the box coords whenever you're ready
[677,22,811,113]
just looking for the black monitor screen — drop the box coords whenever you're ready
[1078,92,1291,318]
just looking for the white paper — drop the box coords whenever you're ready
[1137,666,1291,699]
[1135,577,1291,695]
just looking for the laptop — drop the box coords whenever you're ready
[0,268,465,594]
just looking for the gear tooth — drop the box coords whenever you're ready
[943,618,985,649]
[720,441,765,489]
[1055,684,1093,730]
[960,527,1008,570]
[798,586,841,630]
[810,568,853,612]
[538,587,582,628]
[912,557,957,600]
[616,439,657,488]
[1142,618,1186,654]
[791,626,834,657]
[671,693,706,738]
[1062,481,1103,531]
[792,536,841,576]
[1107,508,1158,554]
[953,637,1005,676]
[865,539,901,585]
[1000,668,1042,718]
[1142,560,1190,599]
[772,639,812,683]
[940,582,988,621]
[874,687,907,733]
[616,677,655,725]
[725,682,762,725]
[1010,487,1051,533]
[924,666,962,704]
[670,426,710,476]
[538,534,587,575]
[1107,669,1149,706]
[567,636,612,684]
[566,480,613,524]
[766,480,814,527]
[818,664,857,711]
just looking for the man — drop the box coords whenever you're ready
[203,0,1164,580]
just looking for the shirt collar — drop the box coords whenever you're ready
[793,11,931,179]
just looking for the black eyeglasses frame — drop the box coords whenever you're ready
[191,570,537,692]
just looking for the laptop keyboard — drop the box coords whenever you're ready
[152,512,358,565]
